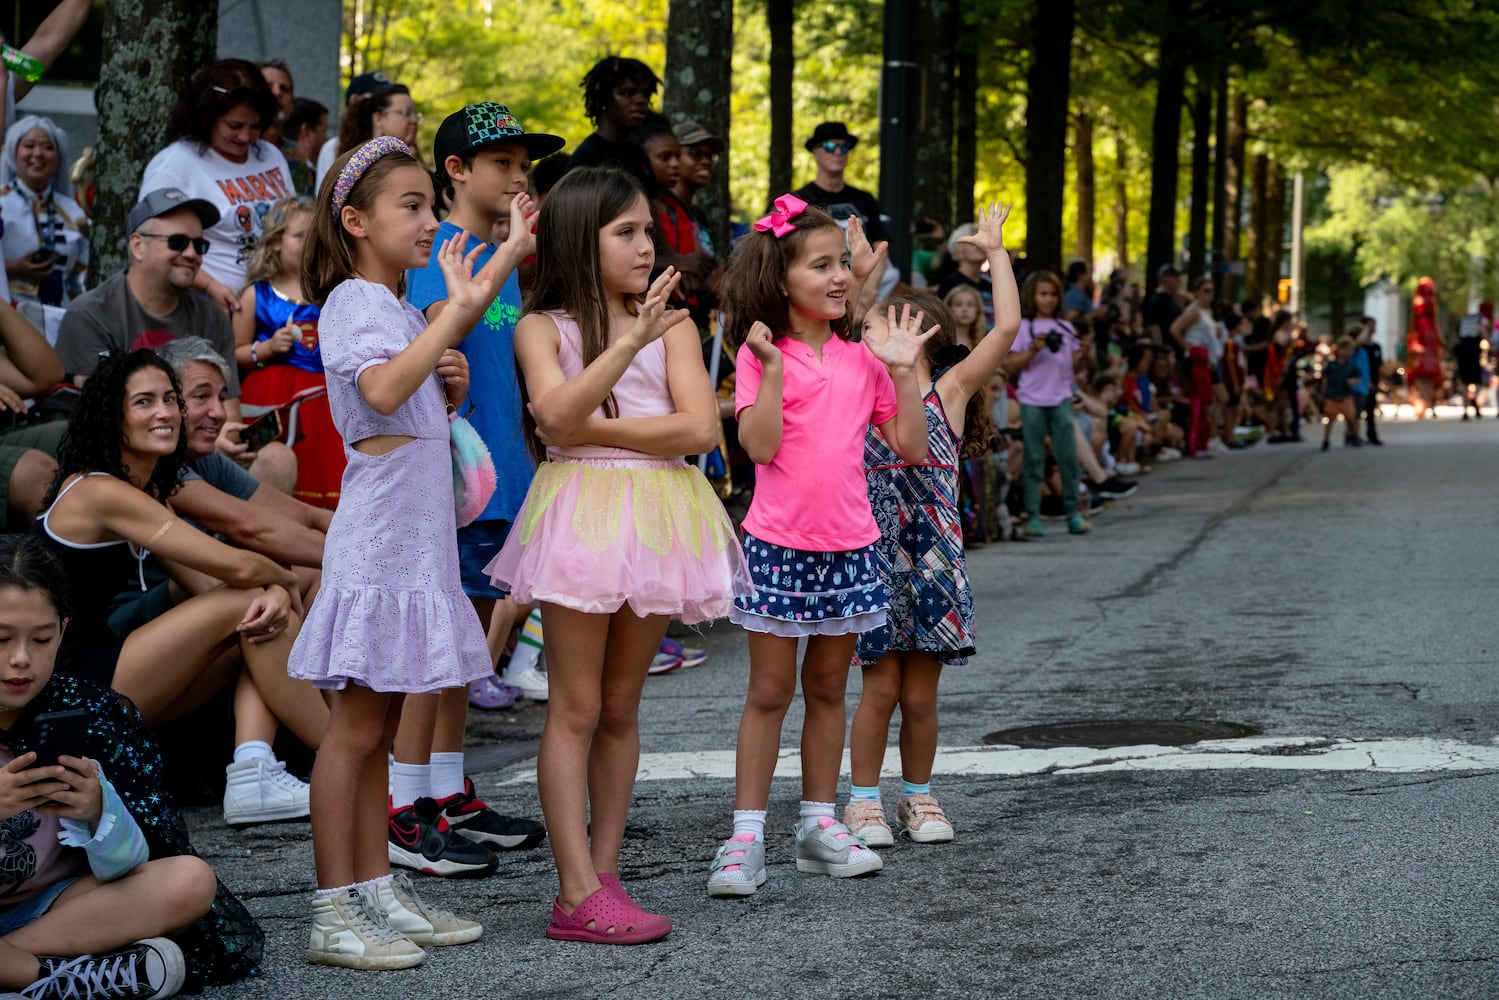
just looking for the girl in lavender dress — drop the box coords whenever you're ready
[290,136,502,971]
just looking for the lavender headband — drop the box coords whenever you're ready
[330,135,414,218]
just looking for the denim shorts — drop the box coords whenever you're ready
[0,876,84,934]
[457,519,513,601]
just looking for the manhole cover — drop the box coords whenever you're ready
[982,719,1260,748]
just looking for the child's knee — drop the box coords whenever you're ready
[744,673,796,715]
[154,856,218,928]
[800,669,848,707]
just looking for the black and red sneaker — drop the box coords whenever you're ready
[388,796,498,877]
[435,777,547,851]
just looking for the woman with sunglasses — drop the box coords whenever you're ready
[141,59,293,315]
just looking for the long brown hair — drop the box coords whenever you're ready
[520,166,648,460]
[336,83,411,158]
[882,291,994,460]
[1019,270,1064,321]
[717,204,852,347]
[301,142,422,306]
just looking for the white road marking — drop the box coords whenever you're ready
[496,736,1499,785]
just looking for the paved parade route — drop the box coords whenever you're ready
[198,414,1499,1000]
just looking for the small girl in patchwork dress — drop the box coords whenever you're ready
[705,196,933,898]
[845,204,1021,849]
[485,166,746,945]
[290,137,501,970]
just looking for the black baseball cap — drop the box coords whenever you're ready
[345,71,391,105]
[128,188,220,234]
[433,103,566,169]
[1157,263,1181,278]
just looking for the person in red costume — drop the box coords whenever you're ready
[1407,276,1444,419]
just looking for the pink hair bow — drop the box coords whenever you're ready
[755,194,808,238]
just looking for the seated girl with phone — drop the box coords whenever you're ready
[0,534,263,999]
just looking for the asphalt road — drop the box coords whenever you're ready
[194,410,1499,1000]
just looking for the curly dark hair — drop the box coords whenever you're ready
[164,58,279,154]
[580,56,660,125]
[45,351,186,508]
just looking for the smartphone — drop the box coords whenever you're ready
[241,409,284,451]
[30,709,91,768]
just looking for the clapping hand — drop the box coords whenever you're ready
[437,230,503,319]
[846,215,889,283]
[954,202,1013,254]
[743,321,779,365]
[864,303,938,373]
[501,193,538,261]
[628,268,685,350]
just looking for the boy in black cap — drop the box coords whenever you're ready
[792,121,889,246]
[386,104,565,878]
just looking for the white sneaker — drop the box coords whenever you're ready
[1115,461,1140,475]
[307,888,424,970]
[1158,447,1183,462]
[224,757,310,826]
[501,665,548,701]
[369,873,482,946]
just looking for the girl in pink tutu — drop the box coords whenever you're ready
[486,165,747,944]
[705,197,932,898]
[291,136,505,970]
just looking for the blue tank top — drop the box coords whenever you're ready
[252,280,323,374]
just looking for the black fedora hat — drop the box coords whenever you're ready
[805,121,858,152]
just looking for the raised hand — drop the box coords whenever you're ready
[864,303,937,373]
[627,267,686,350]
[743,321,779,365]
[438,230,502,318]
[846,214,889,283]
[955,202,1013,255]
[501,192,538,260]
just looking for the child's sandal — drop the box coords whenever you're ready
[545,886,670,945]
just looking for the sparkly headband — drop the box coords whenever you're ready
[330,136,413,218]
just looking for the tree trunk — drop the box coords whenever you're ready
[911,0,956,229]
[1186,68,1211,285]
[766,0,794,205]
[93,1,217,285]
[1246,151,1268,301]
[1223,91,1246,299]
[1265,161,1287,304]
[1023,0,1074,274]
[954,48,977,227]
[1074,109,1094,265]
[664,0,734,260]
[1145,6,1189,281]
[1113,128,1129,272]
[1210,61,1228,293]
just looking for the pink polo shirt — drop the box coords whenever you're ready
[735,334,897,551]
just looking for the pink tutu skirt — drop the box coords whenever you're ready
[485,456,750,623]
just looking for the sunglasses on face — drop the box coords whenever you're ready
[684,148,718,162]
[819,141,851,154]
[137,232,210,255]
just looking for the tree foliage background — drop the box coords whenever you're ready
[339,0,1499,320]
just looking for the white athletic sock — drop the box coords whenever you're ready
[232,740,273,764]
[506,609,544,675]
[429,752,465,800]
[799,800,836,832]
[731,809,767,842]
[390,762,429,810]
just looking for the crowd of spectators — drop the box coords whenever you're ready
[0,17,1483,993]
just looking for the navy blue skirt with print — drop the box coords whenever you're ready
[729,531,889,637]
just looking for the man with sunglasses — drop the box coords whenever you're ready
[792,121,891,249]
[56,189,240,419]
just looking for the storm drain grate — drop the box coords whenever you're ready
[982,719,1261,749]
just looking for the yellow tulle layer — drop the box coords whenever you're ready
[517,459,737,559]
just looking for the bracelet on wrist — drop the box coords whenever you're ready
[251,341,266,368]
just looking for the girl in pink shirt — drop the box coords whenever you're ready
[705,197,931,898]
[486,166,747,944]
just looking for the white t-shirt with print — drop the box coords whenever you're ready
[140,139,293,294]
